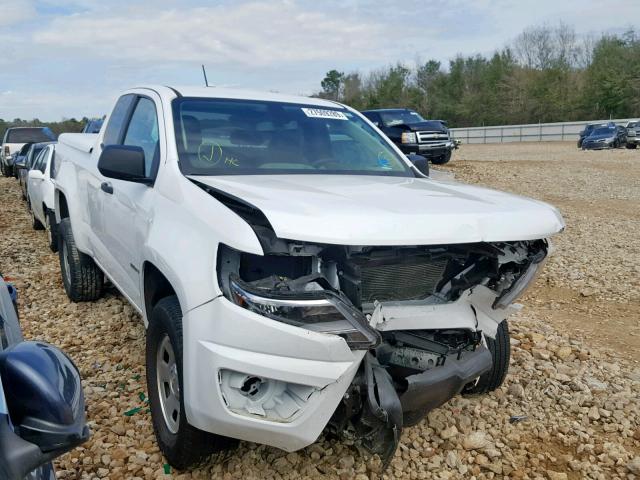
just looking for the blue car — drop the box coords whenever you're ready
[0,275,89,479]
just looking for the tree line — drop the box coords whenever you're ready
[317,24,640,127]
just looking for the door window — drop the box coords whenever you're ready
[123,97,160,178]
[103,94,136,146]
[32,148,47,173]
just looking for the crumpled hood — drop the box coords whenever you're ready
[190,174,565,246]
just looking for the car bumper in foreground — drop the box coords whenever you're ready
[182,294,494,452]
[183,296,364,451]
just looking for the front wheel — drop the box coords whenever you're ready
[430,150,452,165]
[464,320,510,394]
[58,218,104,301]
[627,143,637,149]
[146,296,233,470]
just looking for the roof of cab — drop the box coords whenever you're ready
[130,85,345,109]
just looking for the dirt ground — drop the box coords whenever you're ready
[443,142,640,362]
[0,141,639,479]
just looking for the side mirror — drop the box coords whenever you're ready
[407,154,429,176]
[28,170,44,181]
[98,145,149,183]
[0,342,89,478]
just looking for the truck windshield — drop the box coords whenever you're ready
[380,110,425,127]
[173,98,412,177]
[5,128,55,144]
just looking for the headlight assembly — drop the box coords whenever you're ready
[229,275,380,349]
[493,256,547,309]
[401,132,417,144]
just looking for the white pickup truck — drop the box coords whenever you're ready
[54,86,564,469]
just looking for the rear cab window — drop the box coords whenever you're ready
[5,128,55,143]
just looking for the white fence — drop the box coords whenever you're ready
[450,118,635,144]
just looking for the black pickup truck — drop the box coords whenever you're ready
[362,109,456,164]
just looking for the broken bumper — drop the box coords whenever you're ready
[182,295,364,451]
[400,347,493,425]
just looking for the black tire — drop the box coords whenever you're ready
[146,296,232,470]
[46,209,59,252]
[465,320,510,394]
[58,218,104,301]
[31,207,45,231]
[627,144,637,149]
[430,150,452,165]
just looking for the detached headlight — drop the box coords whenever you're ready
[401,132,417,144]
[493,256,547,309]
[229,276,379,349]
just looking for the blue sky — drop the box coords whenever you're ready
[0,0,637,120]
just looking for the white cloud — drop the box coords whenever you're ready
[33,2,394,66]
[0,0,36,27]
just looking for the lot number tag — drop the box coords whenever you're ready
[302,108,348,120]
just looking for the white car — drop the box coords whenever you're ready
[626,120,639,149]
[53,86,564,470]
[27,143,59,252]
[1,127,56,177]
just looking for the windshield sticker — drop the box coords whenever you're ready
[377,152,393,169]
[198,143,223,165]
[302,108,348,120]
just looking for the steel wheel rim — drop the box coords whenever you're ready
[156,334,180,434]
[62,240,71,285]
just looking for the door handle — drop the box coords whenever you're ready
[100,182,113,194]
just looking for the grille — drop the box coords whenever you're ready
[360,257,448,304]
[416,131,449,143]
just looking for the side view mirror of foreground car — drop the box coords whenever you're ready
[28,170,44,181]
[0,341,89,479]
[98,144,150,184]
[407,153,429,176]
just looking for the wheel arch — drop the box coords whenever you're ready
[142,261,184,327]
[55,189,70,222]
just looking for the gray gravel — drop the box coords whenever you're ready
[0,141,638,479]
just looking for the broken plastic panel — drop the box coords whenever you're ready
[219,369,318,422]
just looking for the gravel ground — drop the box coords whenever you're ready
[0,141,639,479]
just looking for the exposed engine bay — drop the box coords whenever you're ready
[216,233,548,465]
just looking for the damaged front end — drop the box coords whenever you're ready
[216,232,548,465]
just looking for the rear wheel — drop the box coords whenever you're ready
[31,207,44,231]
[464,320,510,394]
[430,150,452,165]
[58,218,104,301]
[46,210,59,252]
[147,296,233,470]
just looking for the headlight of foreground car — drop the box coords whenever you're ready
[401,132,417,144]
[493,256,547,309]
[229,275,379,349]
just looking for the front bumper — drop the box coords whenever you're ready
[398,142,453,156]
[182,291,499,451]
[582,142,613,150]
[400,347,492,426]
[182,296,364,451]
[627,136,639,145]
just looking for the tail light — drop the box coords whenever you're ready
[4,146,9,156]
